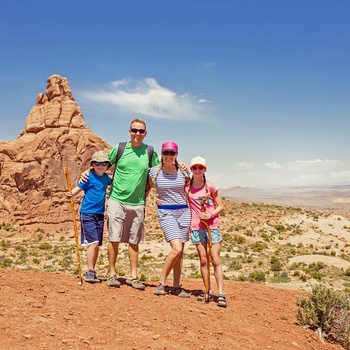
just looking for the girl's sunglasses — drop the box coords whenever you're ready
[162,151,177,156]
[191,165,205,171]
[93,161,109,166]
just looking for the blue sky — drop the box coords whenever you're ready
[1,1,349,188]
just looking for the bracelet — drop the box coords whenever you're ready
[210,213,214,219]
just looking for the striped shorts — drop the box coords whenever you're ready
[157,207,191,243]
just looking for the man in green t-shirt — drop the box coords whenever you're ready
[106,118,159,289]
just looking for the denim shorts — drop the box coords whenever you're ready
[191,228,222,244]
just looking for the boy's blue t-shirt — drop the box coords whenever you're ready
[78,171,112,214]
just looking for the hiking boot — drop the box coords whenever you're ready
[84,270,100,283]
[153,283,166,295]
[106,275,121,287]
[126,277,145,290]
[170,286,190,298]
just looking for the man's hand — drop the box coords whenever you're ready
[80,170,90,183]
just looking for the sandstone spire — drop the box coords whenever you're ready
[0,74,111,226]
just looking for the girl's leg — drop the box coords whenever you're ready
[210,243,224,294]
[159,238,184,285]
[196,243,210,290]
[87,242,99,271]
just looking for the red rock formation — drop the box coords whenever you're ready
[0,74,111,226]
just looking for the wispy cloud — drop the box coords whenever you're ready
[229,158,349,188]
[236,161,254,170]
[79,77,211,121]
[266,162,282,169]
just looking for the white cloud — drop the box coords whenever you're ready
[80,77,211,121]
[266,162,282,169]
[236,161,254,170]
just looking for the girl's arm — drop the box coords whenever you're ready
[199,190,224,220]
[212,191,224,217]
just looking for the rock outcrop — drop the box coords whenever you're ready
[0,74,111,226]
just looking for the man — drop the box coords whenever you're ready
[106,118,159,289]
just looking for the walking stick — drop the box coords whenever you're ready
[64,168,83,286]
[200,197,212,303]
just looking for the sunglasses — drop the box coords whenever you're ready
[93,161,109,166]
[130,128,146,134]
[191,165,205,171]
[162,151,177,156]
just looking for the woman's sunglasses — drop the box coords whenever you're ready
[130,128,146,134]
[162,151,177,156]
[191,165,205,171]
[93,161,109,166]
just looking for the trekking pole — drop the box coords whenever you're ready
[200,198,213,303]
[64,168,83,286]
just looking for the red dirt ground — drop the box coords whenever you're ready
[0,269,343,350]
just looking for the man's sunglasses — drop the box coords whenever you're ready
[130,128,146,134]
[191,165,205,170]
[162,151,177,156]
[93,161,109,166]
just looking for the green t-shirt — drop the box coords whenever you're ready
[108,142,159,205]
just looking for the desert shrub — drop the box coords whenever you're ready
[251,242,267,253]
[234,234,246,244]
[297,284,350,349]
[270,256,282,272]
[345,268,350,277]
[248,270,266,283]
[270,271,291,283]
[275,224,286,232]
[39,242,52,250]
[228,260,242,271]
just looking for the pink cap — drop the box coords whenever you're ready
[161,141,178,153]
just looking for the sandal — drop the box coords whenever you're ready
[106,275,121,287]
[126,277,145,290]
[197,291,214,302]
[169,286,190,298]
[217,294,227,308]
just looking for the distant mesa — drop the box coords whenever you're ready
[0,74,111,226]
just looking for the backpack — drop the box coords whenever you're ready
[111,142,154,181]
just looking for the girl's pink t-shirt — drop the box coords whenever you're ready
[185,181,220,231]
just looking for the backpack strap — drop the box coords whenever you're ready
[111,142,127,181]
[146,145,154,168]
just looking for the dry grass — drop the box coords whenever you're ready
[1,197,350,293]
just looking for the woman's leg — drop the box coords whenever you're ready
[172,242,185,287]
[159,238,184,285]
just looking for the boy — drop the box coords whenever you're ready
[66,151,112,283]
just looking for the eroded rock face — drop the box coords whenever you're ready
[0,74,111,226]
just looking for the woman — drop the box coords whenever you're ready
[185,156,227,307]
[149,141,191,298]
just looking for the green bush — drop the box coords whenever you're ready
[270,271,291,283]
[248,270,266,283]
[270,256,282,272]
[297,284,350,349]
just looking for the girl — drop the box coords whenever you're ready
[149,141,191,298]
[185,156,227,307]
